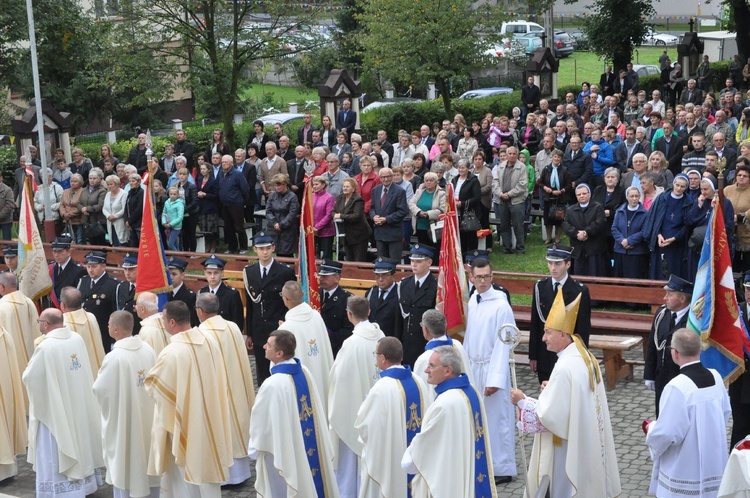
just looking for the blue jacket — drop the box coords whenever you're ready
[642,190,693,251]
[583,138,615,176]
[611,202,649,255]
[161,198,185,229]
[218,167,250,207]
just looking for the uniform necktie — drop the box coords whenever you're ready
[553,281,560,294]
[476,294,482,303]
[56,264,61,279]
[262,267,268,279]
[129,284,134,294]
[322,291,329,304]
[379,289,385,303]
[669,311,677,330]
[212,288,217,295]
[571,150,577,160]
[415,279,420,292]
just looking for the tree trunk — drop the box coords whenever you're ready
[438,78,452,116]
[222,96,237,151]
[732,0,750,63]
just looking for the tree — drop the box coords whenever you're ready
[131,0,323,149]
[720,0,749,63]
[356,0,506,115]
[579,0,655,71]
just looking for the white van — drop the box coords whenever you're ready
[499,21,545,36]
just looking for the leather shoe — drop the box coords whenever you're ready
[494,476,512,485]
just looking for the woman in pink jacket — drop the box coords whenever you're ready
[312,175,336,259]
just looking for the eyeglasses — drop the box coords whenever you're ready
[473,274,493,281]
[36,319,48,324]
[380,174,393,178]
[372,351,384,357]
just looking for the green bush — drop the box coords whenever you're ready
[0,146,17,186]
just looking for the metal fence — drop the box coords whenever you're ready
[468,69,526,91]
[73,118,223,146]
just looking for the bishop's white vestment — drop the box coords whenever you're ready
[718,440,750,498]
[92,335,160,498]
[413,335,474,400]
[355,365,431,498]
[0,290,40,376]
[279,301,335,407]
[198,314,255,485]
[463,287,516,476]
[328,320,384,498]
[646,363,730,498]
[518,342,621,498]
[64,308,105,379]
[139,314,169,356]
[0,327,26,481]
[249,358,340,498]
[23,326,105,497]
[401,373,497,498]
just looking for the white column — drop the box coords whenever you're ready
[60,131,72,163]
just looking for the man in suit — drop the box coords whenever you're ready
[257,142,288,196]
[49,236,87,309]
[115,253,140,335]
[277,135,294,163]
[13,155,42,204]
[198,255,244,332]
[620,153,649,190]
[562,136,593,193]
[317,259,353,356]
[377,130,395,163]
[364,257,400,337]
[167,258,198,327]
[679,79,704,105]
[612,69,632,96]
[287,145,311,204]
[644,274,692,415]
[78,250,120,351]
[297,112,318,146]
[653,121,684,175]
[708,132,738,175]
[243,231,297,383]
[396,244,438,367]
[521,76,541,117]
[336,99,357,137]
[528,245,591,383]
[616,127,648,171]
[599,66,616,97]
[420,125,435,151]
[370,167,409,260]
[174,129,196,169]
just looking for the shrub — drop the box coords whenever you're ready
[0,146,17,186]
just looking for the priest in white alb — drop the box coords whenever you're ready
[463,259,516,483]
[136,292,170,355]
[61,287,106,378]
[511,288,621,498]
[196,292,255,486]
[402,346,497,498]
[145,301,233,498]
[92,310,160,498]
[328,295,384,498]
[413,309,474,399]
[645,328,731,498]
[0,325,26,481]
[355,337,431,498]
[279,280,335,406]
[0,272,40,376]
[23,308,105,497]
[249,329,340,498]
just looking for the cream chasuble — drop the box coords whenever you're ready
[139,314,170,356]
[249,360,340,498]
[519,342,621,498]
[64,308,106,378]
[355,367,431,498]
[92,335,160,497]
[0,290,40,375]
[0,328,26,481]
[280,301,335,407]
[198,315,255,459]
[145,327,233,485]
[414,336,474,400]
[23,327,104,481]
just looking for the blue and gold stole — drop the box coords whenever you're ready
[435,374,493,498]
[423,336,453,351]
[380,366,424,498]
[271,359,328,498]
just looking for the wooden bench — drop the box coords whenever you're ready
[517,330,643,391]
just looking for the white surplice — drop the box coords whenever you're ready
[355,366,431,498]
[718,445,750,498]
[0,290,41,376]
[0,327,26,481]
[647,366,731,498]
[462,287,517,476]
[280,302,335,407]
[64,308,105,379]
[328,320,384,498]
[138,314,170,356]
[92,335,160,498]
[23,327,104,495]
[413,336,474,400]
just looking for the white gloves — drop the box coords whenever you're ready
[644,380,655,391]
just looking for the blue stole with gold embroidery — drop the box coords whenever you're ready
[271,359,326,498]
[435,374,493,497]
[424,337,453,351]
[380,366,423,498]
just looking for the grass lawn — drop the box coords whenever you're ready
[557,46,680,89]
[240,83,319,108]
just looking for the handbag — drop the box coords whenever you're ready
[550,203,567,222]
[459,210,481,232]
[84,221,106,239]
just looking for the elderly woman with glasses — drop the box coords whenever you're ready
[409,172,446,246]
[725,161,750,271]
[266,174,300,257]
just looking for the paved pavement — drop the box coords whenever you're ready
[0,348,734,498]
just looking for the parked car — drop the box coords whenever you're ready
[514,33,544,56]
[485,35,540,59]
[458,87,514,100]
[642,28,679,46]
[553,30,575,58]
[257,112,305,125]
[568,30,589,51]
[362,98,424,113]
[632,64,661,79]
[500,20,545,36]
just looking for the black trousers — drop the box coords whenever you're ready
[222,204,248,251]
[181,214,198,252]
